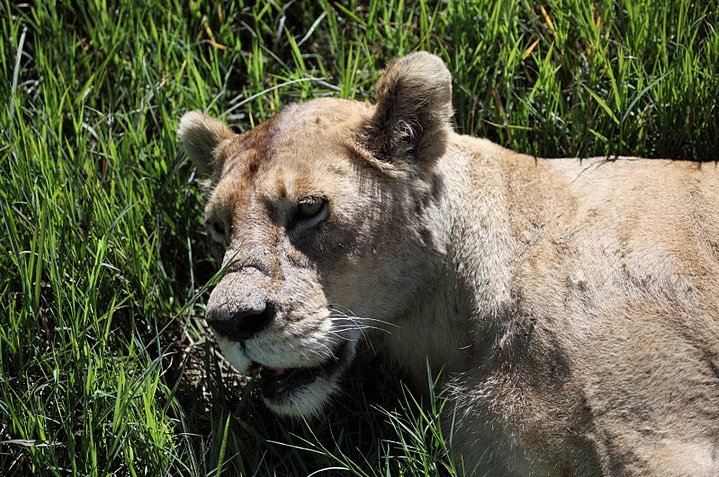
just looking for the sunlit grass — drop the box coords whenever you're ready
[1,0,717,475]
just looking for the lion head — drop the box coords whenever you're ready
[178,52,453,416]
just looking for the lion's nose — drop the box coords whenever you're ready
[207,302,275,341]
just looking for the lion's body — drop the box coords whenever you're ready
[410,138,719,475]
[179,52,719,475]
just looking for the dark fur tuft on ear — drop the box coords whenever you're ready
[366,52,453,164]
[177,111,235,175]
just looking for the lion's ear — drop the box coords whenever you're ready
[178,111,236,176]
[366,52,453,165]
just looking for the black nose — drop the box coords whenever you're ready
[207,302,275,341]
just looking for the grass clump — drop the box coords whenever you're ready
[1,0,717,475]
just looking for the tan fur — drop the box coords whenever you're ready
[179,52,719,476]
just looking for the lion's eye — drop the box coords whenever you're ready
[297,196,327,221]
[207,220,227,244]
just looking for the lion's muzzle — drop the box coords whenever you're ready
[207,301,275,341]
[205,269,274,341]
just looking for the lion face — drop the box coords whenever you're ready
[179,53,453,416]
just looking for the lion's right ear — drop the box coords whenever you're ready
[178,111,236,176]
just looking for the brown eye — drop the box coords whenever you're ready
[212,221,225,236]
[207,220,227,244]
[297,196,327,220]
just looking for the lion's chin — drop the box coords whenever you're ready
[216,337,356,418]
[262,373,341,417]
[259,340,353,417]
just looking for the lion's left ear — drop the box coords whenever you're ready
[365,52,453,165]
[177,111,236,176]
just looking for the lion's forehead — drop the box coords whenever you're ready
[273,97,372,133]
[229,98,369,158]
[210,99,371,210]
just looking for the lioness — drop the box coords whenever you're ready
[179,52,719,476]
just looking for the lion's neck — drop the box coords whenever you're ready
[381,136,522,386]
[381,270,473,389]
[443,138,518,322]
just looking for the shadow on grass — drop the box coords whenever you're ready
[164,324,420,476]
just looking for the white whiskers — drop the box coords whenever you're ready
[328,305,397,335]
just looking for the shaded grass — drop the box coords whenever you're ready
[1,0,717,475]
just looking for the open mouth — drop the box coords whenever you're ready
[258,341,349,401]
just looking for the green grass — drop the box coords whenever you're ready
[1,0,717,475]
